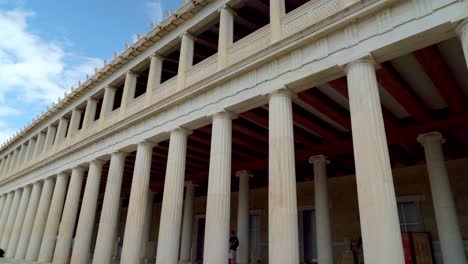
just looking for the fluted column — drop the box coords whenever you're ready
[417,132,467,264]
[69,160,104,264]
[67,109,82,139]
[54,117,69,147]
[99,86,116,123]
[120,71,138,115]
[52,167,84,264]
[0,192,14,240]
[43,125,57,153]
[15,144,27,169]
[16,185,41,258]
[270,0,285,43]
[38,173,69,263]
[121,141,154,263]
[82,98,98,130]
[4,153,14,174]
[25,138,37,163]
[145,54,163,105]
[203,112,232,264]
[0,157,7,176]
[179,182,196,263]
[268,90,299,264]
[6,185,32,257]
[141,191,154,261]
[177,33,194,90]
[1,189,22,249]
[26,177,55,261]
[218,6,234,69]
[309,155,333,264]
[156,128,189,264]
[345,58,404,264]
[0,195,6,218]
[33,132,46,159]
[9,149,20,173]
[236,170,252,264]
[456,19,468,66]
[92,152,127,264]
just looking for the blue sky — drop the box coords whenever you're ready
[0,0,180,144]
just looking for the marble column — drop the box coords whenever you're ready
[177,33,194,90]
[141,191,154,261]
[268,90,299,264]
[69,160,104,264]
[6,185,32,257]
[218,5,234,69]
[417,132,467,264]
[15,144,27,169]
[0,195,5,218]
[54,117,69,146]
[120,71,138,115]
[145,54,163,105]
[345,58,404,264]
[236,170,252,264]
[203,112,232,264]
[53,167,84,264]
[25,138,37,163]
[456,19,468,66]
[26,178,55,261]
[38,173,69,263]
[100,86,116,120]
[92,152,127,264]
[0,192,13,237]
[82,98,98,130]
[1,189,22,249]
[270,0,285,43]
[43,125,57,153]
[14,181,42,259]
[0,157,7,176]
[121,141,154,263]
[179,182,196,263]
[309,155,333,264]
[33,132,46,159]
[67,109,83,139]
[156,128,189,264]
[9,149,20,173]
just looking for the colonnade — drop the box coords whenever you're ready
[0,57,465,264]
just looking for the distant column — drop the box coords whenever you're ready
[0,192,13,238]
[417,132,467,264]
[156,128,189,264]
[93,152,127,264]
[67,109,83,139]
[18,184,43,258]
[82,98,98,130]
[26,177,55,261]
[54,117,69,146]
[100,86,116,122]
[309,155,333,264]
[9,149,20,173]
[177,33,194,90]
[43,125,57,153]
[456,19,468,66]
[179,182,197,264]
[0,195,5,219]
[1,189,22,249]
[141,191,154,261]
[15,144,27,169]
[38,173,69,262]
[270,0,285,43]
[120,141,154,263]
[33,132,46,159]
[69,160,104,264]
[203,112,232,264]
[53,167,84,264]
[120,71,138,115]
[6,185,32,257]
[218,6,234,69]
[236,170,252,264]
[25,138,37,163]
[145,54,163,105]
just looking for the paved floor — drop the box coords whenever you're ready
[0,259,47,264]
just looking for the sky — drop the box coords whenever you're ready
[0,0,180,145]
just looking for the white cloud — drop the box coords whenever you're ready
[145,0,164,23]
[0,9,103,145]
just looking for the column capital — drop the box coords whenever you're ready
[213,110,236,120]
[72,108,83,113]
[149,52,164,61]
[59,117,69,122]
[218,4,236,15]
[171,127,193,136]
[56,172,70,178]
[111,151,129,159]
[127,70,139,77]
[268,87,295,99]
[417,131,445,146]
[137,140,157,149]
[181,31,197,41]
[87,97,98,104]
[342,54,377,74]
[455,18,468,37]
[90,158,106,166]
[185,181,199,188]
[308,155,330,165]
[105,85,117,91]
[235,170,253,178]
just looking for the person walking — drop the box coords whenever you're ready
[229,231,239,264]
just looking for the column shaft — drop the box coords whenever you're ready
[92,153,126,264]
[145,54,162,105]
[179,183,196,263]
[177,33,194,90]
[43,125,57,153]
[17,190,44,256]
[141,191,154,261]
[1,189,22,249]
[119,71,138,115]
[236,171,251,264]
[456,19,468,65]
[120,141,154,263]
[25,138,37,163]
[418,132,467,264]
[0,192,14,238]
[100,87,116,119]
[67,109,82,139]
[33,132,46,159]
[82,98,98,130]
[26,178,55,261]
[268,90,299,264]
[54,118,69,146]
[10,149,20,173]
[15,144,27,169]
[346,58,404,264]
[270,0,285,43]
[6,185,32,257]
[69,161,103,264]
[203,112,232,264]
[38,174,69,262]
[156,129,189,264]
[0,195,6,219]
[53,167,84,264]
[310,155,333,264]
[218,6,234,69]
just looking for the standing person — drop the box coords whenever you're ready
[229,231,239,264]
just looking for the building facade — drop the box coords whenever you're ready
[0,0,467,263]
